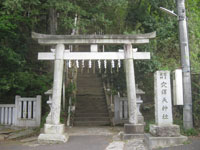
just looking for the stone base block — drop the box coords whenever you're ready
[44,124,65,134]
[144,133,188,150]
[120,133,144,140]
[120,124,144,140]
[124,124,144,134]
[38,133,69,144]
[150,124,180,137]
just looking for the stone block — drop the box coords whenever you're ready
[120,133,144,140]
[38,123,68,143]
[150,124,180,137]
[38,133,68,144]
[121,124,144,140]
[124,124,144,134]
[0,135,5,141]
[44,124,65,134]
[7,128,36,140]
[154,71,173,126]
[144,133,188,150]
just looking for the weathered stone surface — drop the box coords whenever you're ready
[39,123,68,143]
[0,135,5,141]
[124,44,138,124]
[144,133,188,150]
[124,124,144,134]
[51,44,65,125]
[38,133,68,143]
[124,139,146,150]
[150,124,180,137]
[154,71,173,126]
[0,129,18,134]
[20,136,37,143]
[32,32,156,45]
[7,128,37,140]
[105,141,124,150]
[121,133,144,140]
[44,124,65,134]
[121,124,144,140]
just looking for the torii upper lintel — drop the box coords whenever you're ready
[32,32,156,45]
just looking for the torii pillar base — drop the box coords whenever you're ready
[121,124,144,140]
[38,124,68,143]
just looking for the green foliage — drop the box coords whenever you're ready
[0,0,199,128]
[186,0,200,74]
[192,75,200,127]
[144,120,155,132]
[174,118,200,136]
[71,97,77,106]
[40,112,49,128]
[60,110,66,124]
[0,0,51,103]
[183,128,199,136]
[66,82,76,94]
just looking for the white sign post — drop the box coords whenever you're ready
[154,71,173,125]
[150,71,183,136]
[173,69,183,105]
[145,70,188,150]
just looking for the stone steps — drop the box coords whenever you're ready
[77,87,103,90]
[76,106,108,110]
[77,93,104,96]
[75,113,108,117]
[77,101,106,104]
[77,83,103,87]
[78,76,101,79]
[76,104,107,107]
[76,98,106,102]
[75,109,108,113]
[74,72,110,126]
[76,95,105,99]
[77,76,101,79]
[77,90,104,94]
[74,117,110,121]
[73,121,110,126]
[76,99,107,106]
[77,81,102,84]
[77,86,103,89]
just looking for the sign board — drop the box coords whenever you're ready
[154,71,173,126]
[173,69,183,105]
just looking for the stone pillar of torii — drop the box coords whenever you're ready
[32,32,156,143]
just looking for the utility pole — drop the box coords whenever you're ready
[176,0,193,129]
[160,0,193,129]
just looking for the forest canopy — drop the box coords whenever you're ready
[0,0,199,102]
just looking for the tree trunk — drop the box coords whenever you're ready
[49,8,57,34]
[49,8,57,73]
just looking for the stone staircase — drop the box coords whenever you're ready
[74,72,110,126]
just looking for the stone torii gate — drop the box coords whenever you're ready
[32,32,156,143]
